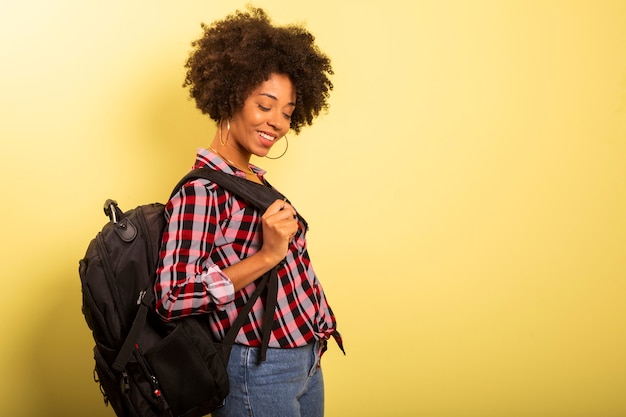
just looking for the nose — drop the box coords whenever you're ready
[267,110,284,132]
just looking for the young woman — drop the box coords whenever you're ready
[155,7,343,417]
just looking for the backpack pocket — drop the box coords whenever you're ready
[94,345,129,416]
[144,317,230,417]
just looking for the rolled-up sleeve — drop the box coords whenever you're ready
[155,181,235,321]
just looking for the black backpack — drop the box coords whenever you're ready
[79,167,283,417]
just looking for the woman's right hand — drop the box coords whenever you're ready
[258,199,298,266]
[219,199,298,291]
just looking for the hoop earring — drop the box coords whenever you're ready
[266,135,289,159]
[219,119,231,146]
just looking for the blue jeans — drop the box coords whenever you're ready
[212,342,324,417]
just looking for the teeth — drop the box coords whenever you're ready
[259,131,275,141]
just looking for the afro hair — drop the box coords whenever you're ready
[183,6,333,134]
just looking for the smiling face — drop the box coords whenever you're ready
[227,73,296,160]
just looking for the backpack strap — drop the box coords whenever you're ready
[222,265,279,363]
[175,168,282,362]
[112,167,282,372]
[171,167,286,210]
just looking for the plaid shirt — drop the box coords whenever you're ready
[155,149,343,353]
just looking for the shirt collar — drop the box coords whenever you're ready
[193,148,267,179]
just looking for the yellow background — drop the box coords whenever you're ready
[1,1,625,416]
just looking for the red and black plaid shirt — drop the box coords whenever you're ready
[155,149,343,354]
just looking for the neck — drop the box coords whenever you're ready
[208,144,262,184]
[208,143,254,175]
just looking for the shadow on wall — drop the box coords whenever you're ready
[28,262,114,417]
[25,68,213,416]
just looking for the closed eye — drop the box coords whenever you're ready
[259,103,292,120]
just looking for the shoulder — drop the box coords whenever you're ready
[167,178,225,211]
[168,177,253,218]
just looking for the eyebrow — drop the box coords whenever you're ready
[259,93,296,107]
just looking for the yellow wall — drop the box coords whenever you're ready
[1,1,625,416]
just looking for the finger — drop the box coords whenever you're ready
[268,205,297,223]
[269,210,298,232]
[279,202,297,218]
[264,199,289,216]
[270,217,298,237]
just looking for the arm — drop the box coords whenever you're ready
[155,181,233,320]
[155,181,298,320]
